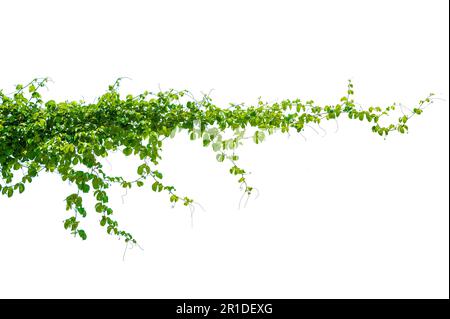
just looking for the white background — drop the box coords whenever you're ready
[0,0,448,298]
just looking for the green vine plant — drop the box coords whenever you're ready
[0,78,436,245]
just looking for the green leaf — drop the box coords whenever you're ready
[95,202,104,213]
[152,182,163,192]
[76,207,87,217]
[170,127,177,138]
[92,178,101,190]
[104,139,114,150]
[358,113,364,121]
[64,219,72,230]
[413,108,423,115]
[137,163,150,176]
[216,153,225,162]
[123,147,133,156]
[81,184,90,193]
[154,170,163,179]
[203,138,211,147]
[78,229,87,240]
[253,131,265,144]
[212,142,222,152]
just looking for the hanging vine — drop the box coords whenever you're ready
[0,78,435,244]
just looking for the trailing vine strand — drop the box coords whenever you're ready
[0,78,435,244]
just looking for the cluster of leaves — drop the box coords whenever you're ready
[0,78,434,244]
